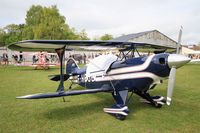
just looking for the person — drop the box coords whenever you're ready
[15,55,19,64]
[38,52,45,64]
[19,51,23,63]
[83,53,86,64]
[12,55,18,64]
[2,53,8,65]
[0,56,2,65]
[45,55,49,63]
[32,55,37,64]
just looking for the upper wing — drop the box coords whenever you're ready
[8,40,176,52]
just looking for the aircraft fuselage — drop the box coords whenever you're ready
[77,53,170,92]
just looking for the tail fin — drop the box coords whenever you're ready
[66,58,79,75]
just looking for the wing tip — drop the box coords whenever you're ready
[16,93,43,99]
[16,96,29,99]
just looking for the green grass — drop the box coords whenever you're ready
[0,64,200,133]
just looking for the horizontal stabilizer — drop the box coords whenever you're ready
[48,74,70,81]
[16,88,112,99]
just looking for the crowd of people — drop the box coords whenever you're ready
[32,52,58,65]
[0,51,27,66]
[188,54,200,60]
[0,51,154,66]
[67,52,106,64]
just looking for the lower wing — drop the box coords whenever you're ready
[16,88,113,99]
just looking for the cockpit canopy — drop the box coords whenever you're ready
[86,54,118,77]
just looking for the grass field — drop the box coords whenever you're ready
[0,64,200,133]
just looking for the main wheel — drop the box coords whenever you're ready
[115,114,126,120]
[154,103,163,108]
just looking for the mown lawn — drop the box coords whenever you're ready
[0,64,199,133]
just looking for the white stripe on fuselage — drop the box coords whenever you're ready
[107,54,155,75]
[95,72,162,83]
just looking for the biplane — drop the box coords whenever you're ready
[8,29,190,120]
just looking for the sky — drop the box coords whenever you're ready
[0,0,199,44]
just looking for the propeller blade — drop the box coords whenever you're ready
[166,67,176,105]
[176,26,182,54]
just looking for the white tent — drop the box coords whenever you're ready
[181,47,200,55]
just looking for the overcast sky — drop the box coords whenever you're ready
[0,0,199,44]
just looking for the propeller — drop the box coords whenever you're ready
[166,27,182,105]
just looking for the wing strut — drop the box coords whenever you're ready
[55,46,66,93]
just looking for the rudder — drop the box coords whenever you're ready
[66,58,79,75]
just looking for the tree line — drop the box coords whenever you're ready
[0,5,113,46]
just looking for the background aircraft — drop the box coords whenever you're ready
[8,30,190,120]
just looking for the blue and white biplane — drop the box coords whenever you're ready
[8,29,190,120]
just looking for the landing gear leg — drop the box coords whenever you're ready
[135,90,163,108]
[104,90,129,120]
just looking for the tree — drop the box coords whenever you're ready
[100,34,113,40]
[22,5,43,40]
[77,29,90,40]
[4,24,24,45]
[0,28,6,46]
[22,5,84,40]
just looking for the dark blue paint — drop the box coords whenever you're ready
[79,78,153,92]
